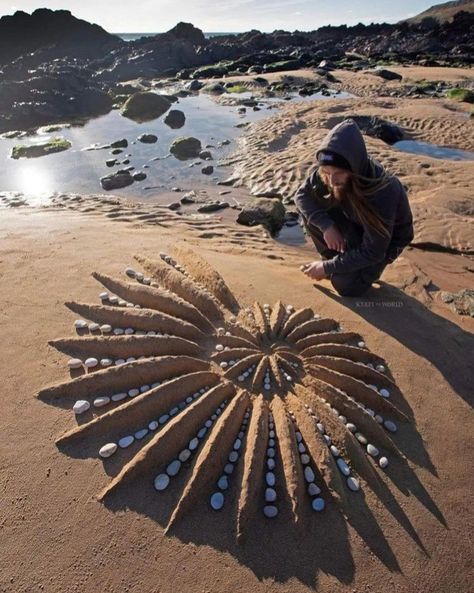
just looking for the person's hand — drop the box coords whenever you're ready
[300,261,328,281]
[323,225,346,252]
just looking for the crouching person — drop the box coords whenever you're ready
[295,118,414,297]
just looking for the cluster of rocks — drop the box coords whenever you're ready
[0,8,472,133]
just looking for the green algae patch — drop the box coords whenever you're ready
[446,88,474,103]
[11,137,72,159]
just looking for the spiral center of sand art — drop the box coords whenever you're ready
[38,246,407,538]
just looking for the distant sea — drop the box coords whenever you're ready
[116,32,238,42]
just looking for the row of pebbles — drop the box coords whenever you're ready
[153,399,228,491]
[262,367,273,391]
[238,363,256,383]
[73,379,163,415]
[124,267,151,285]
[263,413,279,518]
[277,363,293,384]
[209,407,251,510]
[322,398,392,469]
[288,411,325,512]
[303,403,361,492]
[100,291,143,307]
[99,385,211,459]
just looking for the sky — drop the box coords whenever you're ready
[0,0,443,32]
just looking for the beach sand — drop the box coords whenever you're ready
[0,66,473,593]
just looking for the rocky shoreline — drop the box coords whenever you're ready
[0,8,473,133]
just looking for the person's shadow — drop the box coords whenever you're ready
[314,279,473,412]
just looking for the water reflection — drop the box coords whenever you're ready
[394,140,474,161]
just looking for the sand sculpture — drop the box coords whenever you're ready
[39,246,407,539]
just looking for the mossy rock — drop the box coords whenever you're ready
[446,88,474,104]
[169,137,202,160]
[226,84,248,94]
[264,60,301,73]
[121,92,172,122]
[11,137,71,159]
[201,82,226,94]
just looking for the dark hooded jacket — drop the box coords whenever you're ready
[294,119,414,275]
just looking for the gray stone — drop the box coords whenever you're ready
[121,92,171,122]
[312,497,325,512]
[166,459,181,476]
[154,473,170,491]
[163,109,185,129]
[137,133,158,143]
[210,492,225,510]
[263,505,278,518]
[169,136,202,160]
[100,172,134,191]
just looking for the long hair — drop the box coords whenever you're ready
[319,160,392,238]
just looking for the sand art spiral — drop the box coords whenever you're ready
[39,246,408,539]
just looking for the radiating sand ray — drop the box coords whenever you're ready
[40,249,410,538]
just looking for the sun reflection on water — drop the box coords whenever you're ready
[14,163,54,196]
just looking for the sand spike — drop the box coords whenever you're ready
[295,332,362,351]
[49,335,202,359]
[300,343,386,366]
[269,301,286,338]
[286,318,338,343]
[135,254,224,321]
[38,356,209,403]
[166,390,250,531]
[93,272,215,333]
[237,396,268,542]
[56,371,220,448]
[279,308,314,339]
[66,302,205,342]
[98,381,236,501]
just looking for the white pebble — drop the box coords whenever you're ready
[89,323,100,332]
[330,445,340,457]
[100,358,113,367]
[312,497,325,512]
[217,475,229,490]
[166,459,181,476]
[266,472,276,487]
[124,328,134,335]
[99,443,117,458]
[384,420,397,433]
[267,458,276,470]
[263,505,278,518]
[84,357,98,368]
[379,456,389,469]
[367,444,379,457]
[224,463,234,475]
[357,341,366,348]
[159,414,169,424]
[215,344,224,352]
[379,388,390,398]
[346,423,357,433]
[304,466,315,483]
[73,400,90,414]
[74,319,87,329]
[189,437,199,450]
[228,451,238,463]
[114,329,124,336]
[128,388,140,398]
[135,428,148,440]
[347,476,360,492]
[118,435,134,448]
[355,432,367,445]
[93,396,110,408]
[148,420,159,430]
[125,267,136,278]
[67,358,83,369]
[210,492,225,510]
[376,364,386,372]
[336,458,351,476]
[308,483,321,496]
[100,324,112,333]
[154,473,170,491]
[265,488,277,502]
[300,453,310,465]
[111,392,127,402]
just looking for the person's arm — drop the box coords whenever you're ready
[322,181,401,275]
[294,169,336,232]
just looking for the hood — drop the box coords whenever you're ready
[316,119,369,176]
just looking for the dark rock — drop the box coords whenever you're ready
[122,159,130,165]
[137,133,158,143]
[197,201,229,213]
[371,68,403,81]
[100,172,134,190]
[163,109,186,129]
[132,171,147,181]
[110,138,128,148]
[185,79,203,91]
[120,92,171,122]
[201,82,226,94]
[106,159,116,167]
[111,148,123,155]
[237,198,286,233]
[168,202,181,210]
[201,165,214,175]
[169,136,202,160]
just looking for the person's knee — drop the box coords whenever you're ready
[330,275,370,297]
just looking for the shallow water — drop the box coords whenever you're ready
[0,91,351,205]
[394,140,474,161]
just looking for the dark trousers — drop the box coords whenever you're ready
[303,207,389,297]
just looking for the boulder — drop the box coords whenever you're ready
[11,136,71,159]
[201,165,214,175]
[198,201,229,213]
[237,198,286,233]
[169,136,202,160]
[163,109,185,129]
[121,92,171,122]
[100,171,134,190]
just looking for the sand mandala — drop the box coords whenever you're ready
[39,246,408,539]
